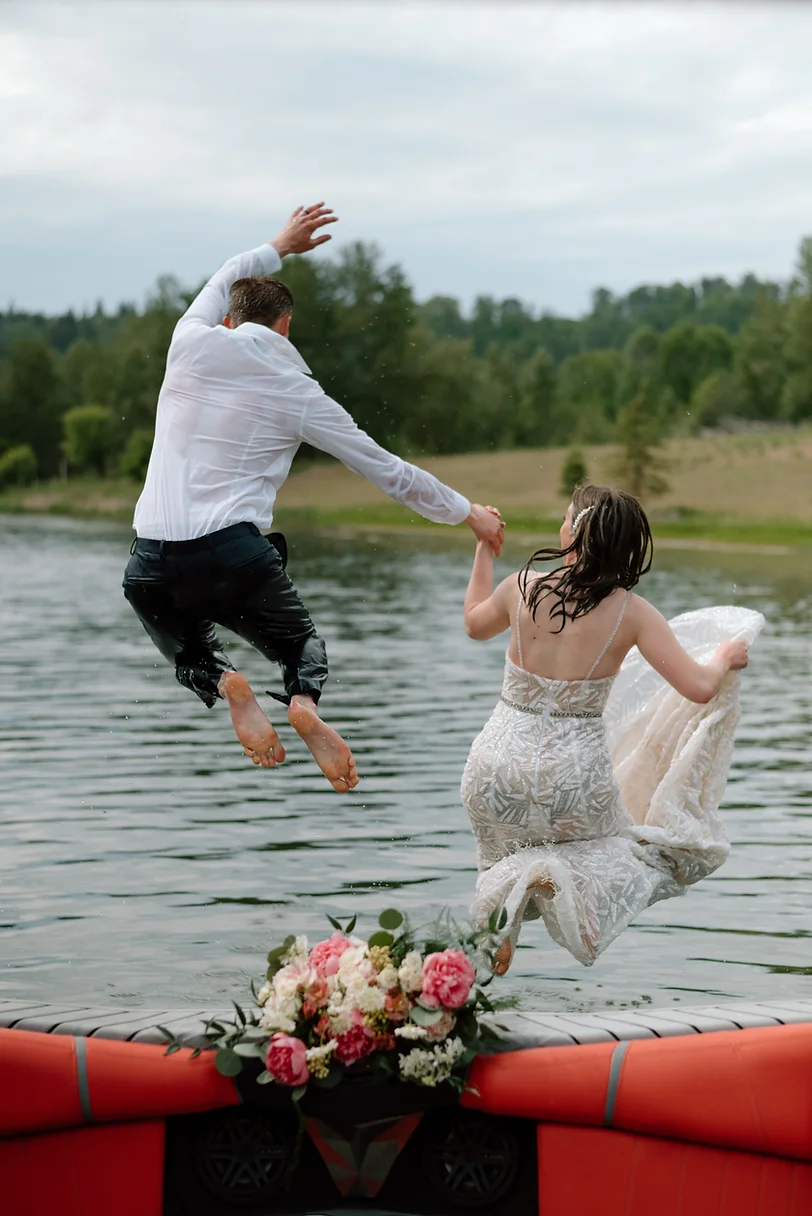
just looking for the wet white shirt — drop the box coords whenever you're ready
[133,243,471,540]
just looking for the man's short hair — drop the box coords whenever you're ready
[228,276,294,328]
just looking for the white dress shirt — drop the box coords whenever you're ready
[133,243,471,541]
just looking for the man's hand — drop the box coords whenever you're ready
[466,503,505,556]
[270,203,338,259]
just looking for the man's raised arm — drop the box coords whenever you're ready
[299,392,504,551]
[172,204,338,341]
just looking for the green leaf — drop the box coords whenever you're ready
[291,1084,307,1103]
[313,1063,344,1089]
[411,1005,444,1027]
[368,930,394,949]
[233,1001,247,1027]
[327,915,343,932]
[156,1025,178,1046]
[378,908,403,931]
[475,990,495,1013]
[240,1025,269,1041]
[497,908,508,931]
[233,1043,265,1059]
[345,914,357,933]
[189,1048,202,1060]
[165,1042,182,1055]
[214,1048,244,1077]
[267,961,284,981]
[256,1069,274,1085]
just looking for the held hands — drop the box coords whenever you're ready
[717,640,749,671]
[467,503,505,556]
[271,203,338,258]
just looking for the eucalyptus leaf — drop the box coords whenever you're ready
[239,1025,268,1041]
[233,1043,265,1059]
[368,930,394,949]
[410,1005,444,1027]
[214,1048,244,1077]
[291,1084,307,1103]
[378,908,403,931]
[256,1069,274,1085]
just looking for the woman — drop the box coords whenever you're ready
[461,485,763,973]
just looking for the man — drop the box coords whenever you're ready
[124,203,504,794]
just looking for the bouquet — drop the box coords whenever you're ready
[163,907,508,1098]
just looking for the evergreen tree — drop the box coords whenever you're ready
[559,446,588,497]
[611,391,669,500]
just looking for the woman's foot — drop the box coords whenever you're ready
[219,672,286,768]
[288,695,359,793]
[492,938,513,976]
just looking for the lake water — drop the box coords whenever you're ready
[1,514,811,1015]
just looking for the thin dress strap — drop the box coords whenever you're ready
[514,591,526,669]
[583,590,631,681]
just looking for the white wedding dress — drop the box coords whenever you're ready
[462,597,764,966]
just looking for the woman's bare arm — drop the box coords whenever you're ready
[633,597,748,703]
[464,542,517,640]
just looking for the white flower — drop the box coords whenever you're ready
[395,1024,429,1041]
[338,946,373,983]
[356,985,386,1014]
[328,1008,352,1035]
[305,1041,337,1063]
[398,951,424,994]
[259,992,300,1034]
[377,965,399,991]
[397,1037,466,1087]
[256,983,272,1007]
[275,974,302,1002]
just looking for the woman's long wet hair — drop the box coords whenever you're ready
[520,484,653,632]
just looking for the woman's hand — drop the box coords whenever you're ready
[466,504,505,555]
[716,640,749,671]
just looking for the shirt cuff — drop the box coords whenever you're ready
[255,244,283,274]
[448,494,471,525]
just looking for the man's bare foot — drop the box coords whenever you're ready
[287,695,359,793]
[492,938,513,976]
[219,672,286,769]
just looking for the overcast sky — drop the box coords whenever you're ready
[3,1,812,317]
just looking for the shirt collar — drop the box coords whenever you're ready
[235,322,312,375]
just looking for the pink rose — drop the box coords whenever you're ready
[309,932,352,977]
[302,977,330,1020]
[265,1033,309,1087]
[334,1021,377,1065]
[384,991,409,1023]
[424,1010,457,1041]
[420,950,476,1010]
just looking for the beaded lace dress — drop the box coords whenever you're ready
[462,595,764,965]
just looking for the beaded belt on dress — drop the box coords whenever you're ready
[500,695,603,719]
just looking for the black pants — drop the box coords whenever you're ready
[122,522,327,708]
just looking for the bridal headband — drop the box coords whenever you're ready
[571,505,593,537]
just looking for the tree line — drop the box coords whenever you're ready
[1,235,811,492]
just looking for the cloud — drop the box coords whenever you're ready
[2,1,812,314]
